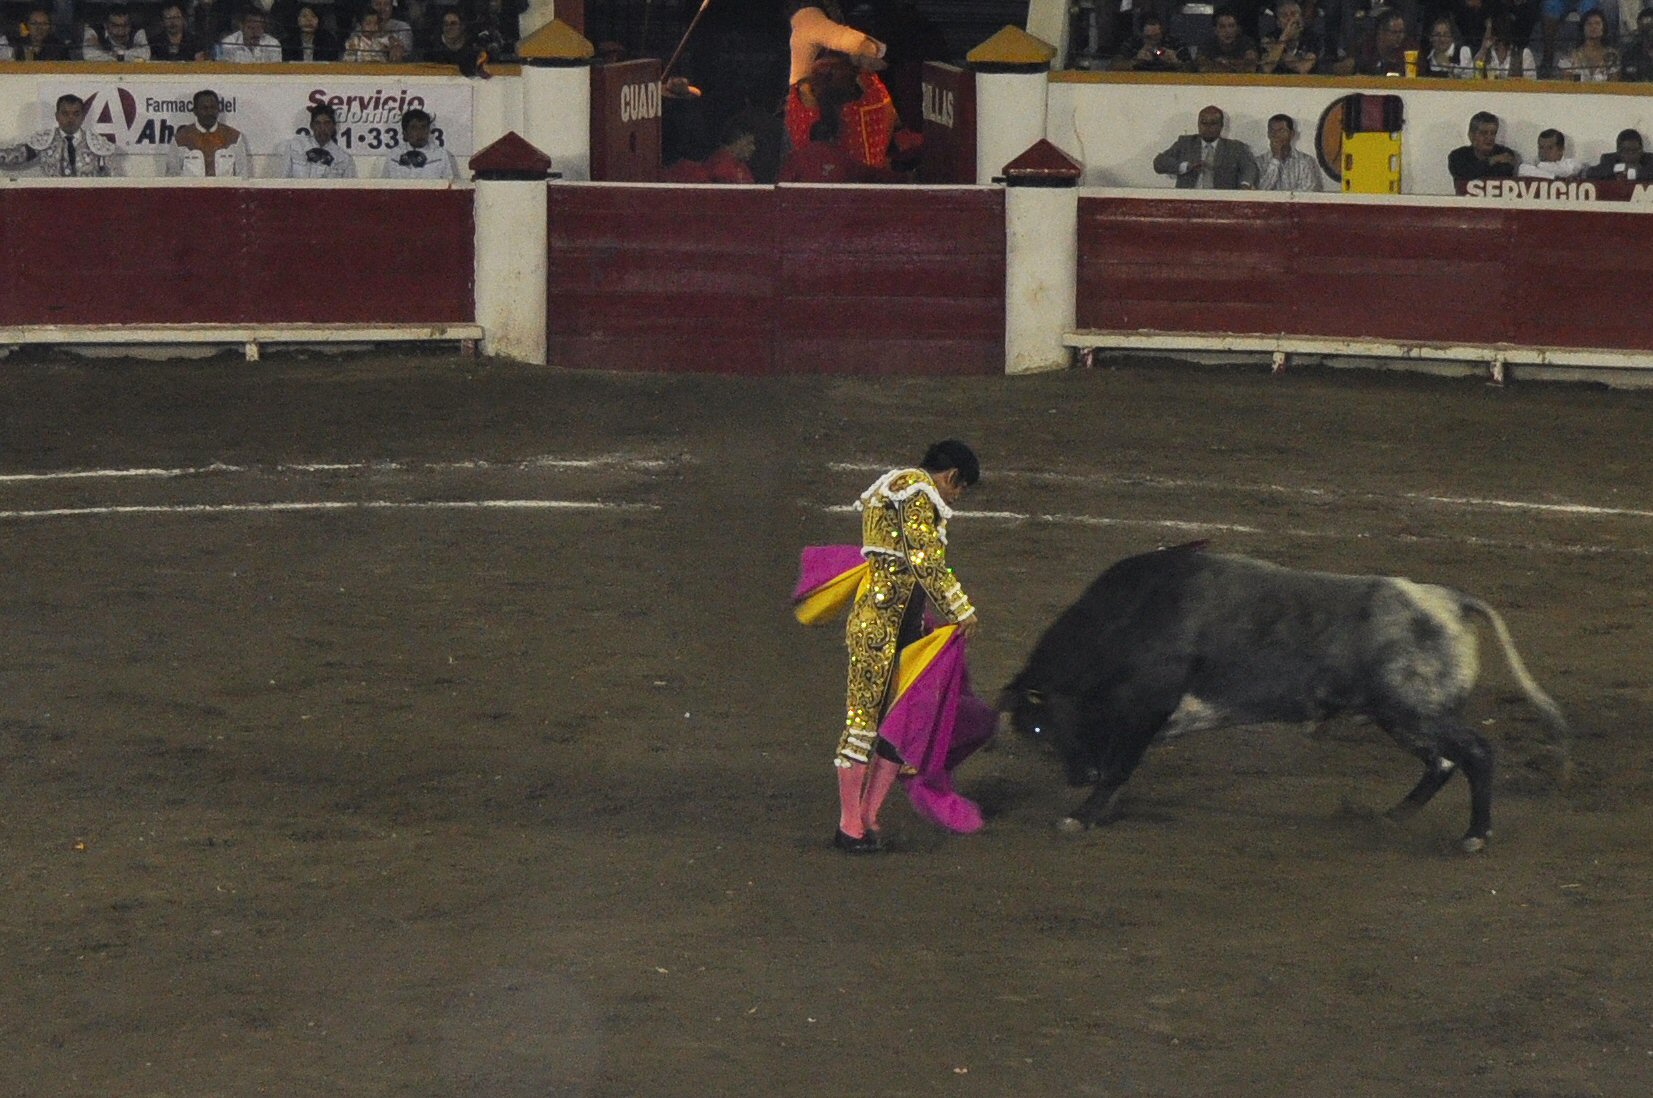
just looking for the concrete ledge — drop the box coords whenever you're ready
[0,323,485,362]
[1066,330,1653,387]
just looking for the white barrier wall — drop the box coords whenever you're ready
[1044,74,1653,196]
[0,63,523,178]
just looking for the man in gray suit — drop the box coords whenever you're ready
[1152,105,1258,190]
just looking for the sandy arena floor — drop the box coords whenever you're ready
[1,354,1649,1097]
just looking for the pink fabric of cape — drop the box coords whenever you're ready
[791,545,868,603]
[878,629,996,833]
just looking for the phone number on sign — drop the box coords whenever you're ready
[338,126,447,151]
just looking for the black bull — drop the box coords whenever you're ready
[999,545,1569,853]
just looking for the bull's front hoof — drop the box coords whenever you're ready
[1055,816,1087,834]
[1460,832,1490,854]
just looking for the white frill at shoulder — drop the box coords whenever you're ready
[854,466,953,520]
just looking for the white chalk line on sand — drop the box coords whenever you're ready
[0,454,682,484]
[0,499,657,520]
[829,462,1653,522]
[822,504,1652,558]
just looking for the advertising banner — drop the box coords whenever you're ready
[40,75,476,161]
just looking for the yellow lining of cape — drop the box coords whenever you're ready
[793,562,870,624]
[891,624,957,705]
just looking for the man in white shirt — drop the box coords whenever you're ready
[0,93,119,176]
[1255,113,1324,192]
[218,10,282,61]
[82,6,151,61]
[382,108,459,179]
[1517,128,1585,180]
[280,104,359,179]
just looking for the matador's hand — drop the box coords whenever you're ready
[958,615,980,640]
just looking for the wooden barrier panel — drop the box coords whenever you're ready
[547,186,778,373]
[590,58,664,182]
[1077,193,1653,351]
[547,184,1005,375]
[917,63,977,186]
[0,185,473,326]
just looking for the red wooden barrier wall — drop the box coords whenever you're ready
[1077,196,1653,351]
[0,187,474,326]
[546,185,1005,375]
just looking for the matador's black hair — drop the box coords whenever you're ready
[920,439,980,487]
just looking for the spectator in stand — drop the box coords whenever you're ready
[0,94,118,176]
[280,103,358,178]
[83,6,152,60]
[283,4,342,60]
[1115,12,1191,70]
[1152,104,1258,189]
[1334,7,1410,74]
[189,0,234,42]
[1620,8,1653,79]
[1197,9,1260,71]
[664,116,761,183]
[369,0,416,58]
[1254,113,1323,190]
[1555,9,1619,80]
[168,88,252,177]
[1447,110,1519,183]
[1474,14,1537,76]
[11,8,71,60]
[344,10,405,60]
[1517,128,1584,178]
[383,108,459,179]
[1449,0,1537,53]
[424,7,473,65]
[151,3,208,60]
[219,9,282,60]
[1418,15,1472,75]
[1259,0,1323,73]
[1585,128,1651,179]
[1540,0,1603,75]
[458,0,522,57]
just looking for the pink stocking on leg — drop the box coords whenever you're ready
[837,763,869,839]
[861,756,901,836]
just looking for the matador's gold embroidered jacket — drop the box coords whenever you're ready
[836,468,974,766]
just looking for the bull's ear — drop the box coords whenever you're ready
[1024,689,1044,705]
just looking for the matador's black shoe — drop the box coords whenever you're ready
[833,829,880,854]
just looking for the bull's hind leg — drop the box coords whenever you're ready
[1439,724,1496,853]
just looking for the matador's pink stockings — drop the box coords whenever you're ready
[837,763,869,838]
[861,756,902,835]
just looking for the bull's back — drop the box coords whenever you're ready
[1181,558,1477,723]
[1178,556,1392,719]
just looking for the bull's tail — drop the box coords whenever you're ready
[1461,596,1572,779]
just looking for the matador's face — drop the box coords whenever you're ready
[934,469,969,506]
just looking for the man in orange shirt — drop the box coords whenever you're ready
[167,89,251,178]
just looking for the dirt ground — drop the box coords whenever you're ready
[1,353,1649,1098]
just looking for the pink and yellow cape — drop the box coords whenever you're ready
[792,545,995,833]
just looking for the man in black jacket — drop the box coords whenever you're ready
[1447,110,1519,185]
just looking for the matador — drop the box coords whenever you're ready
[832,441,979,851]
